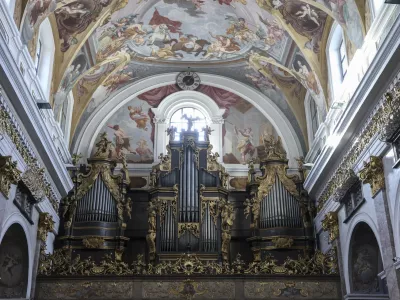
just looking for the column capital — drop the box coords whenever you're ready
[358,156,385,197]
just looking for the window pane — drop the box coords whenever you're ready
[170,107,206,141]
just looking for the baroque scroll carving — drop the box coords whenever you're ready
[0,156,21,198]
[358,156,385,197]
[321,212,339,242]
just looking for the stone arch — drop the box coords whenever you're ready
[73,73,304,168]
[348,222,387,295]
[0,222,30,299]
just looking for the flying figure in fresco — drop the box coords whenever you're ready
[203,32,240,60]
[295,4,320,26]
[235,125,255,164]
[225,15,258,43]
[128,105,149,131]
[107,124,137,157]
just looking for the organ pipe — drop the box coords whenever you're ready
[74,177,118,223]
[259,175,302,229]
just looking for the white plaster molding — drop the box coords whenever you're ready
[74,73,303,169]
[0,5,73,198]
[304,10,400,199]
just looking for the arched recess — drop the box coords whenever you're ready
[347,221,387,295]
[0,222,30,299]
[73,73,304,168]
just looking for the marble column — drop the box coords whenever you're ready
[373,189,400,299]
[334,240,347,298]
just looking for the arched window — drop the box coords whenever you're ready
[371,0,384,18]
[169,107,207,141]
[327,23,347,102]
[36,18,55,100]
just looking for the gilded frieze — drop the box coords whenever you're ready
[39,250,337,276]
[318,84,400,211]
[0,103,57,209]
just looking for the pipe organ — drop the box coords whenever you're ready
[59,133,132,260]
[245,134,314,261]
[147,129,233,262]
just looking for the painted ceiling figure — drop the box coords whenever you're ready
[55,0,113,52]
[235,126,255,164]
[107,124,136,157]
[30,0,54,25]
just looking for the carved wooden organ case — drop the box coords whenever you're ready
[147,130,232,262]
[245,136,314,262]
[59,134,132,260]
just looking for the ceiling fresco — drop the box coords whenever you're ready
[94,0,291,62]
[18,0,367,158]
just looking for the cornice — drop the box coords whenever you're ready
[304,11,400,203]
[0,3,73,198]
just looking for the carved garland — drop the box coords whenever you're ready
[178,223,200,238]
[39,249,338,276]
[317,83,400,211]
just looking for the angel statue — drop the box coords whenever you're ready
[262,132,286,160]
[181,114,201,131]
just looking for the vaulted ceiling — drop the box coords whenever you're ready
[21,0,366,154]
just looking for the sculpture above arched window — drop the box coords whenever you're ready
[170,108,207,141]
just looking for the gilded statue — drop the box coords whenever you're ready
[221,200,235,263]
[244,191,260,229]
[146,200,157,261]
[262,133,286,160]
[93,132,113,159]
